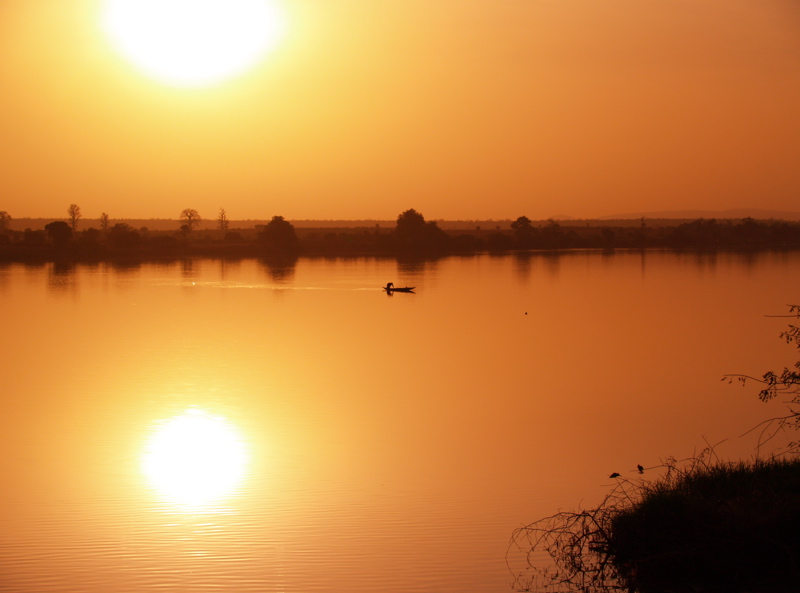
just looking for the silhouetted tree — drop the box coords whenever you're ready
[396,209,427,236]
[108,223,140,250]
[511,215,532,232]
[180,208,201,232]
[728,305,800,419]
[735,217,767,248]
[258,215,299,254]
[394,209,449,253]
[217,208,229,231]
[0,211,10,233]
[100,212,110,232]
[667,218,722,248]
[45,221,72,248]
[74,228,102,254]
[67,204,81,231]
[511,215,535,247]
[23,229,46,245]
[540,219,566,248]
[718,304,800,468]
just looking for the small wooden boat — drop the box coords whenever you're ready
[384,282,415,293]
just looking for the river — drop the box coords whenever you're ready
[1,251,798,592]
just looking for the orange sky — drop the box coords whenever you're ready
[1,0,799,221]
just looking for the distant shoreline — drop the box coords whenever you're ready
[7,212,800,232]
[3,215,800,263]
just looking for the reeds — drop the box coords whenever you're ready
[508,454,800,593]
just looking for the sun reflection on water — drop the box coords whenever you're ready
[142,409,249,510]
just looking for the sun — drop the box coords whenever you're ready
[101,0,286,87]
[142,409,249,508]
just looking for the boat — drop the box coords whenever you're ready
[384,282,415,293]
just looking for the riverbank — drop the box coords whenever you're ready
[610,457,800,593]
[511,455,800,593]
[3,216,800,262]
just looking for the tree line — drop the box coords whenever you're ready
[2,206,800,261]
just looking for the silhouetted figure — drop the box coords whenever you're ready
[637,464,644,474]
[384,282,415,293]
[609,472,621,479]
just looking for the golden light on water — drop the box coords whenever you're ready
[101,0,286,87]
[142,409,249,508]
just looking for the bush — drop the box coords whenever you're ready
[510,307,800,592]
[508,454,800,593]
[609,457,800,593]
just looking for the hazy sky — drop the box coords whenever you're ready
[1,0,799,221]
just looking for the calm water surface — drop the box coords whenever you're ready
[1,252,799,592]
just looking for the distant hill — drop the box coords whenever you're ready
[600,209,800,221]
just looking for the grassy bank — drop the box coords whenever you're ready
[510,455,800,593]
[609,457,800,593]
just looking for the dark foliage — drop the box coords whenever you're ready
[511,216,536,247]
[4,215,800,262]
[394,209,450,254]
[510,310,800,593]
[726,304,800,446]
[508,455,800,593]
[108,223,140,250]
[608,458,800,593]
[258,215,299,254]
[44,221,72,248]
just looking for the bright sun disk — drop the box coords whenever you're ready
[142,409,248,507]
[102,0,286,87]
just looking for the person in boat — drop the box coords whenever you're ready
[385,282,394,291]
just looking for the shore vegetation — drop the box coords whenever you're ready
[509,454,800,593]
[509,306,800,593]
[2,209,800,262]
